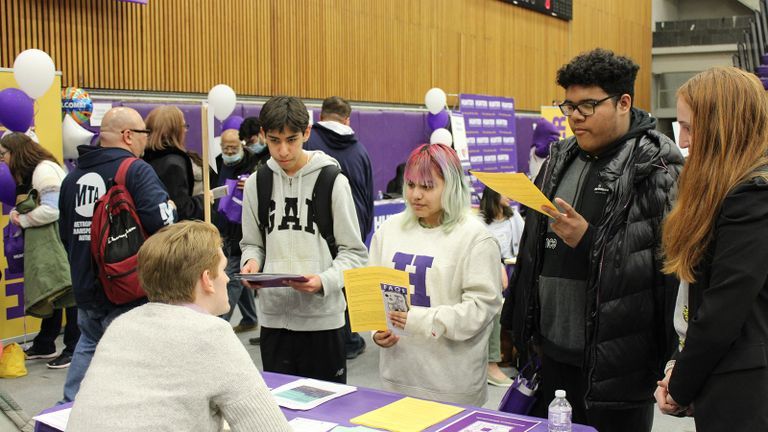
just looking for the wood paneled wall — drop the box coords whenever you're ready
[0,0,652,111]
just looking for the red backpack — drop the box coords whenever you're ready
[90,158,148,304]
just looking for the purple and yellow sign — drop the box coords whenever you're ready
[540,106,573,139]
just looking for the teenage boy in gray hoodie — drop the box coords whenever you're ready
[240,96,368,383]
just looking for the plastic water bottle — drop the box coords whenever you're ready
[548,389,572,432]
[377,190,384,200]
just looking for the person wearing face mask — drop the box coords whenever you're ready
[214,129,261,335]
[239,116,270,165]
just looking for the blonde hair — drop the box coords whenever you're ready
[662,67,768,282]
[145,105,186,152]
[138,221,222,304]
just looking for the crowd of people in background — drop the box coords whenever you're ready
[1,46,767,432]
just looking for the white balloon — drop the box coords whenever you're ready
[207,84,237,121]
[2,128,38,143]
[13,49,56,100]
[424,87,447,114]
[430,128,453,145]
[62,115,94,159]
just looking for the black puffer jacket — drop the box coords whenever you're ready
[501,110,684,408]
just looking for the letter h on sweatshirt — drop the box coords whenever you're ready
[392,252,434,307]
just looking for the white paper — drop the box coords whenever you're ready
[211,185,229,200]
[89,103,112,127]
[206,103,220,173]
[450,112,469,162]
[33,407,71,430]
[271,378,356,410]
[289,417,338,432]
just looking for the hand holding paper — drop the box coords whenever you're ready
[542,197,589,248]
[471,171,555,217]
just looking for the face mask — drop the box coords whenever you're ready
[247,142,267,154]
[222,149,244,166]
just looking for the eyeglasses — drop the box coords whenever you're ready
[558,95,618,117]
[122,129,152,135]
[0,149,8,158]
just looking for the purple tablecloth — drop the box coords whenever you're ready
[35,372,596,432]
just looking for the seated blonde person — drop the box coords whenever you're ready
[66,221,290,432]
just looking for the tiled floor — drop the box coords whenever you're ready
[0,321,696,431]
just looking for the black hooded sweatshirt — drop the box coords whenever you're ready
[305,122,373,241]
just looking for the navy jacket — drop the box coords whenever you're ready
[305,122,373,241]
[59,146,176,313]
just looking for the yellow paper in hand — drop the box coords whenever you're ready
[350,397,464,432]
[472,171,555,217]
[343,267,410,333]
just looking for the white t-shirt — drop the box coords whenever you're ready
[483,212,525,259]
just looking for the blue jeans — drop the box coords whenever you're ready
[220,253,258,326]
[60,306,131,403]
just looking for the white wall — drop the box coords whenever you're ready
[676,0,752,20]
[653,0,679,24]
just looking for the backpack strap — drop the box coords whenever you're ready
[115,157,138,186]
[312,165,341,259]
[256,164,273,244]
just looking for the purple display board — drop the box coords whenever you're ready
[459,94,518,196]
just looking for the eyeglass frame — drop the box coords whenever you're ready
[121,128,152,135]
[558,94,620,117]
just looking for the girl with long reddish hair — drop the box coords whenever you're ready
[143,105,204,221]
[655,67,768,431]
[368,143,502,405]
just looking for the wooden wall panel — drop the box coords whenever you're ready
[0,0,652,111]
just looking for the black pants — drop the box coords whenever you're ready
[32,307,80,355]
[531,353,654,432]
[260,326,347,383]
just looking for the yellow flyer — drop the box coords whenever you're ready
[343,267,410,333]
[471,171,555,217]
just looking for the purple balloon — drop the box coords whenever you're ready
[221,115,244,133]
[0,162,16,207]
[0,88,34,132]
[427,109,449,131]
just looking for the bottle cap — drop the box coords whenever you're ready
[555,389,566,398]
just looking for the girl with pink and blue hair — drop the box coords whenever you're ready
[369,143,503,405]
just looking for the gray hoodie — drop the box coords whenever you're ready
[240,150,368,331]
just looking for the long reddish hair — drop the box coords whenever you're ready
[662,67,768,282]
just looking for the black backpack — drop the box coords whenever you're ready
[256,164,341,259]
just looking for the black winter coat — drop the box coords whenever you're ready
[143,145,204,221]
[501,113,684,409]
[668,177,768,431]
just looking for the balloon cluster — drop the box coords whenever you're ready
[424,87,452,145]
[0,49,56,133]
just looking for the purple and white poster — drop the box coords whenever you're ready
[459,94,517,197]
[438,411,540,432]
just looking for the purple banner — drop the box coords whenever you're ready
[459,94,518,196]
[365,199,406,247]
[5,281,25,320]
